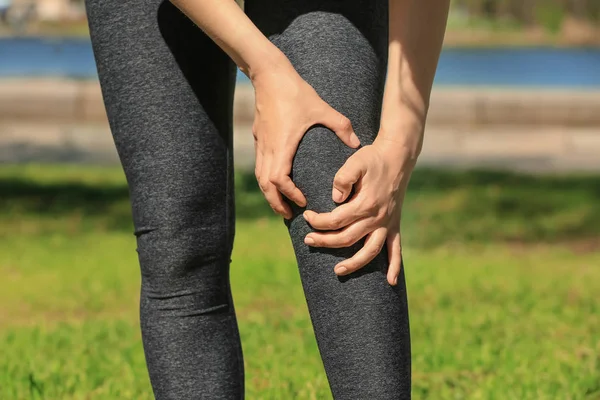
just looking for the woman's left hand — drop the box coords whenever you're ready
[302,123,422,286]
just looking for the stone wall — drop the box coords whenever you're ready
[1,78,600,127]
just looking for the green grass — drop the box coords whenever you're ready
[1,165,599,399]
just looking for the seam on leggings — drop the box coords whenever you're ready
[133,224,229,236]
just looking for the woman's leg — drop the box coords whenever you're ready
[246,1,411,398]
[86,1,243,399]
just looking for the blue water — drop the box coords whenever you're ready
[1,37,600,87]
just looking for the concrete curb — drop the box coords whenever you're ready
[3,121,600,172]
[2,78,600,127]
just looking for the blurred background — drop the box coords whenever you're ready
[1,1,599,399]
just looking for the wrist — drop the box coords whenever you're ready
[374,136,421,170]
[375,109,425,166]
[245,48,296,86]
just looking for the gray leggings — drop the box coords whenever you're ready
[86,0,410,398]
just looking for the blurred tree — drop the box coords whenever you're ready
[450,0,599,27]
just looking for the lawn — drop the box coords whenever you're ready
[0,165,599,399]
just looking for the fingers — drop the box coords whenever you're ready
[332,156,366,203]
[303,202,364,231]
[386,230,402,286]
[255,131,303,217]
[319,105,360,149]
[258,154,292,219]
[304,218,371,248]
[270,175,306,208]
[333,227,387,276]
[270,146,307,208]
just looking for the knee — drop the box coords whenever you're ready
[135,223,232,316]
[291,126,356,215]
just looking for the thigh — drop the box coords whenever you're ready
[86,0,237,246]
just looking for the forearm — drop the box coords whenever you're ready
[170,0,290,80]
[379,0,450,159]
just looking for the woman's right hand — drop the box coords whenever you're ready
[250,57,361,219]
[171,0,356,219]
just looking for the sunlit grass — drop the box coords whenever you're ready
[1,165,599,399]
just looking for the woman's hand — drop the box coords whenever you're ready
[169,0,359,219]
[251,59,361,219]
[302,121,423,286]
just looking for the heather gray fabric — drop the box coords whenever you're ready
[86,0,410,398]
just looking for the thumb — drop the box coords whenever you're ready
[332,155,365,203]
[319,105,360,148]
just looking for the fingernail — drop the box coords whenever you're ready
[332,188,343,203]
[393,276,398,286]
[350,133,361,148]
[304,236,315,245]
[335,265,347,275]
[303,211,309,220]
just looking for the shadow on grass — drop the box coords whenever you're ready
[410,169,600,194]
[1,167,599,246]
[0,171,274,232]
[404,168,600,246]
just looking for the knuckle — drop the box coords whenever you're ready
[339,116,352,131]
[258,179,270,192]
[367,246,380,258]
[378,209,390,222]
[368,207,385,221]
[360,206,374,219]
[340,233,355,247]
[364,199,378,213]
[329,215,342,228]
[268,174,281,186]
[359,203,376,218]
[275,207,286,215]
[334,173,347,187]
[270,202,283,213]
